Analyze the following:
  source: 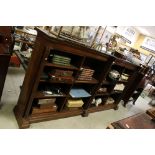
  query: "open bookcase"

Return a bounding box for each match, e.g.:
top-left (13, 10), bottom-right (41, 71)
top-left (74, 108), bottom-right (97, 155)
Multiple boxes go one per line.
top-left (14, 28), bottom-right (148, 128)
top-left (0, 27), bottom-right (14, 108)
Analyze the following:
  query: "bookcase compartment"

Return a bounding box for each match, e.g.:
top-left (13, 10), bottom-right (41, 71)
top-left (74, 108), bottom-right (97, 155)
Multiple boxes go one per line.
top-left (47, 49), bottom-right (84, 69)
top-left (37, 82), bottom-right (71, 97)
top-left (42, 66), bottom-right (76, 83)
top-left (81, 57), bottom-right (106, 82)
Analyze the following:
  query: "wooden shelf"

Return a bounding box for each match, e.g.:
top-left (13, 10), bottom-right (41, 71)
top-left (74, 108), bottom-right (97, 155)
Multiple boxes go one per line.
top-left (111, 91), bottom-right (123, 94)
top-left (88, 104), bottom-right (117, 113)
top-left (113, 59), bottom-right (138, 71)
top-left (95, 92), bottom-right (110, 97)
top-left (102, 80), bottom-right (110, 85)
top-left (30, 108), bottom-right (83, 123)
top-left (133, 91), bottom-right (140, 95)
top-left (40, 78), bottom-right (74, 84)
top-left (117, 80), bottom-right (128, 84)
top-left (75, 78), bottom-right (99, 84)
top-left (44, 62), bottom-right (79, 70)
top-left (34, 91), bottom-right (67, 99)
top-left (63, 107), bottom-right (83, 112)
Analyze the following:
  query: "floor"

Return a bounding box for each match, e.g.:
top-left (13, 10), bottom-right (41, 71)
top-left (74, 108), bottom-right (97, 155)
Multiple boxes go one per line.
top-left (0, 66), bottom-right (152, 129)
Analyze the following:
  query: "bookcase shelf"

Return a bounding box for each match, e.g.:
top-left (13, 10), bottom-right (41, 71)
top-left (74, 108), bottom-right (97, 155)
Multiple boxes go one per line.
top-left (75, 78), bottom-right (99, 84)
top-left (88, 104), bottom-right (117, 113)
top-left (40, 79), bottom-right (74, 84)
top-left (34, 91), bottom-right (67, 99)
top-left (95, 92), bottom-right (110, 97)
top-left (14, 27), bottom-right (148, 128)
top-left (44, 62), bottom-right (79, 71)
top-left (117, 80), bottom-right (128, 84)
top-left (111, 91), bottom-right (123, 94)
top-left (102, 80), bottom-right (111, 85)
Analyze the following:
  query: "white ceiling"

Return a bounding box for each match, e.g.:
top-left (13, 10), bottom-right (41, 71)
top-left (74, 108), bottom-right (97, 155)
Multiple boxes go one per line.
top-left (134, 26), bottom-right (155, 38)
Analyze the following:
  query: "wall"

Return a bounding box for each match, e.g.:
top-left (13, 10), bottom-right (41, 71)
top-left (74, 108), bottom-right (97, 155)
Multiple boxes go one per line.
top-left (105, 26), bottom-right (155, 57)
top-left (116, 26), bottom-right (140, 47)
top-left (133, 34), bottom-right (155, 56)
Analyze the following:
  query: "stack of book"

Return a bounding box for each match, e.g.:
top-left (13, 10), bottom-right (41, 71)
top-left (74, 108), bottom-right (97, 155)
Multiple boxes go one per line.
top-left (32, 98), bottom-right (57, 114)
top-left (49, 69), bottom-right (73, 77)
top-left (77, 67), bottom-right (95, 81)
top-left (38, 98), bottom-right (56, 106)
top-left (97, 87), bottom-right (107, 94)
top-left (69, 88), bottom-right (91, 98)
top-left (48, 69), bottom-right (74, 82)
top-left (119, 73), bottom-right (129, 81)
top-left (52, 54), bottom-right (71, 66)
top-left (66, 99), bottom-right (84, 108)
top-left (114, 84), bottom-right (125, 91)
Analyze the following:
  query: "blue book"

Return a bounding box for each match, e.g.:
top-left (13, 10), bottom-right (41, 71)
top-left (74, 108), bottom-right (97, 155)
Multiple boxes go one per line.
top-left (69, 88), bottom-right (91, 98)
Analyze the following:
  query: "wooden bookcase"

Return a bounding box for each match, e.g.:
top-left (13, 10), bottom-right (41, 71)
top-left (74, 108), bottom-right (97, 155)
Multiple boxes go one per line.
top-left (0, 26), bottom-right (13, 108)
top-left (14, 28), bottom-right (148, 128)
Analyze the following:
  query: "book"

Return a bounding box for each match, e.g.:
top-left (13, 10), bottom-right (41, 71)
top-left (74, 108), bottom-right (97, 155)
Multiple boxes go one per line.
top-left (69, 88), bottom-right (91, 98)
top-left (67, 99), bottom-right (84, 107)
top-left (38, 98), bottom-right (56, 105)
top-left (50, 69), bottom-right (73, 77)
top-left (32, 105), bottom-right (57, 114)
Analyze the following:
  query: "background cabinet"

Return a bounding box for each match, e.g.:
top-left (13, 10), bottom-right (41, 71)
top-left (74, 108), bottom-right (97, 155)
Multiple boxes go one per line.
top-left (0, 26), bottom-right (14, 108)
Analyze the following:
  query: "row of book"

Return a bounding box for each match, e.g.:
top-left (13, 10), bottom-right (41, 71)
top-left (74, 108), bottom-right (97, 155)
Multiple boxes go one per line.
top-left (48, 54), bottom-right (95, 81)
top-left (51, 54), bottom-right (71, 66)
top-left (77, 67), bottom-right (95, 81)
top-left (47, 67), bottom-right (95, 82)
top-left (48, 69), bottom-right (74, 82)
top-left (32, 98), bottom-right (58, 114)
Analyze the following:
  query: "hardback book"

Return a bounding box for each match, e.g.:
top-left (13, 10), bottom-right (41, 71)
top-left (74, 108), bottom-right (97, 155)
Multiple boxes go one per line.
top-left (38, 98), bottom-right (56, 105)
top-left (50, 69), bottom-right (73, 77)
top-left (69, 88), bottom-right (91, 98)
top-left (77, 77), bottom-right (93, 81)
top-left (67, 99), bottom-right (84, 107)
top-left (32, 105), bottom-right (57, 114)
top-left (40, 103), bottom-right (57, 109)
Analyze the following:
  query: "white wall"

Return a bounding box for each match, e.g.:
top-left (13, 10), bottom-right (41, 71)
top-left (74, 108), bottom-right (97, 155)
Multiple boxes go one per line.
top-left (115, 26), bottom-right (140, 47)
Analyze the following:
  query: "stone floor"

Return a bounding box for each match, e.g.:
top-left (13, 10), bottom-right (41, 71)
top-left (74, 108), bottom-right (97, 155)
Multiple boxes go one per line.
top-left (0, 66), bottom-right (152, 129)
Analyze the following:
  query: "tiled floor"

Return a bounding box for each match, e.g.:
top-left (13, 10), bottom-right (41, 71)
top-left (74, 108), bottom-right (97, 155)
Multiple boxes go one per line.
top-left (0, 66), bottom-right (152, 129)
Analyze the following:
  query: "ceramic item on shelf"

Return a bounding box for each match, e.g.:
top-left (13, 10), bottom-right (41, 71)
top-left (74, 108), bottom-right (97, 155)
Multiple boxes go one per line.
top-left (43, 90), bottom-right (53, 95)
top-left (97, 87), bottom-right (107, 93)
top-left (105, 97), bottom-right (115, 104)
top-left (109, 70), bottom-right (120, 80)
top-left (95, 98), bottom-right (102, 106)
top-left (129, 97), bottom-right (134, 101)
top-left (114, 84), bottom-right (125, 91)
top-left (120, 73), bottom-right (129, 81)
top-left (91, 98), bottom-right (96, 104)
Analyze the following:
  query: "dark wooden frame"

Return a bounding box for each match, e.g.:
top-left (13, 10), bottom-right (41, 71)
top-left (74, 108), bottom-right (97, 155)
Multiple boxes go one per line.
top-left (0, 26), bottom-right (13, 108)
top-left (14, 28), bottom-right (147, 128)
